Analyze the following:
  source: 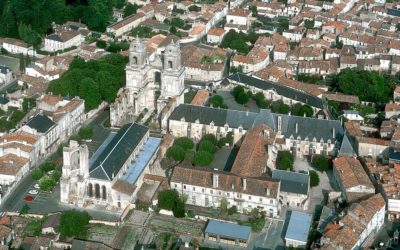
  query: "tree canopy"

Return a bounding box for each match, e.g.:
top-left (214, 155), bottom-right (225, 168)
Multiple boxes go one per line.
top-left (276, 151), bottom-right (294, 171)
top-left (309, 170), bottom-right (320, 187)
top-left (271, 100), bottom-right (290, 114)
top-left (332, 68), bottom-right (395, 103)
top-left (47, 54), bottom-right (127, 111)
top-left (233, 86), bottom-right (252, 105)
top-left (0, 0), bottom-right (119, 46)
top-left (313, 155), bottom-right (329, 172)
top-left (220, 30), bottom-right (259, 54)
top-left (59, 210), bottom-right (91, 238)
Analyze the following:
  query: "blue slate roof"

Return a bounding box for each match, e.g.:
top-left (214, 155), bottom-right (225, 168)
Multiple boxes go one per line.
top-left (89, 123), bottom-right (148, 181)
top-left (26, 113), bottom-right (56, 133)
top-left (285, 211), bottom-right (312, 243)
top-left (121, 137), bottom-right (161, 184)
top-left (338, 134), bottom-right (355, 157)
top-left (170, 104), bottom-right (344, 143)
top-left (272, 169), bottom-right (309, 195)
top-left (227, 73), bottom-right (324, 109)
top-left (205, 220), bottom-right (251, 241)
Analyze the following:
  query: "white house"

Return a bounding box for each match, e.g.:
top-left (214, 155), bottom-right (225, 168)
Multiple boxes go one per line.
top-left (106, 12), bottom-right (147, 37)
top-left (43, 30), bottom-right (81, 52)
top-left (0, 154), bottom-right (29, 186)
top-left (207, 28), bottom-right (225, 44)
top-left (1, 38), bottom-right (36, 56)
top-left (226, 9), bottom-right (250, 26)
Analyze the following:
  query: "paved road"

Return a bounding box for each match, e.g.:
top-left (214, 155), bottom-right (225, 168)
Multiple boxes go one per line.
top-left (0, 172), bottom-right (34, 212)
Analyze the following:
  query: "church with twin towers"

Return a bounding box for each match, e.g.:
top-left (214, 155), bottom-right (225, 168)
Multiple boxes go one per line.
top-left (110, 37), bottom-right (185, 127)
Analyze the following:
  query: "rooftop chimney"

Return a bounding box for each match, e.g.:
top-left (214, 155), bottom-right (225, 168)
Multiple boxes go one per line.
top-left (243, 178), bottom-right (247, 190)
top-left (295, 122), bottom-right (298, 134)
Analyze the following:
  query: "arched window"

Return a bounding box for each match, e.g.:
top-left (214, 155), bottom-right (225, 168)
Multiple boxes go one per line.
top-left (168, 61), bottom-right (173, 69)
top-left (132, 56), bottom-right (138, 64)
top-left (102, 186), bottom-right (107, 200)
top-left (95, 184), bottom-right (100, 199)
top-left (87, 183), bottom-right (93, 197)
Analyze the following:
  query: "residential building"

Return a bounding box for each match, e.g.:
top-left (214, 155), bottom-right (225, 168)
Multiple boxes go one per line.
top-left (43, 30), bottom-right (81, 52)
top-left (106, 13), bottom-right (147, 37)
top-left (171, 166), bottom-right (281, 216)
top-left (0, 131), bottom-right (40, 167)
top-left (0, 154), bottom-right (29, 186)
top-left (321, 194), bottom-right (386, 250)
top-left (272, 169), bottom-right (310, 210)
top-left (226, 9), bottom-right (250, 26)
top-left (1, 38), bottom-right (36, 56)
top-left (207, 28), bottom-right (226, 44)
top-left (332, 156), bottom-right (375, 202)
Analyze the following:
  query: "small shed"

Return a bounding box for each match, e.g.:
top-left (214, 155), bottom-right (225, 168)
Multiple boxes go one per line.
top-left (285, 211), bottom-right (312, 248)
top-left (204, 219), bottom-right (251, 248)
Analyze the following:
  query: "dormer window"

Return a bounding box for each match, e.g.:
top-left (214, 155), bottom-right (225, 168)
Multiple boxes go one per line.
top-left (210, 122), bottom-right (214, 129)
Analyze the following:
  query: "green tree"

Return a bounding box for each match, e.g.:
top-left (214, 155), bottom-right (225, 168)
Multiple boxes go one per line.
top-left (249, 6), bottom-right (258, 17)
top-left (157, 189), bottom-right (179, 210)
top-left (40, 161), bottom-right (56, 172)
top-left (314, 155), bottom-right (329, 172)
top-left (169, 25), bottom-right (177, 34)
top-left (210, 95), bottom-right (224, 108)
top-left (124, 3), bottom-right (140, 17)
top-left (59, 210), bottom-right (91, 238)
top-left (228, 205), bottom-right (237, 215)
top-left (18, 23), bottom-right (41, 47)
top-left (96, 40), bottom-right (107, 49)
top-left (199, 140), bottom-right (216, 154)
top-left (193, 151), bottom-right (214, 166)
top-left (226, 132), bottom-right (234, 145)
top-left (309, 170), bottom-right (320, 187)
top-left (19, 54), bottom-right (25, 73)
top-left (219, 197), bottom-right (228, 214)
top-left (184, 150), bottom-right (195, 164)
top-left (200, 134), bottom-right (218, 146)
top-left (170, 18), bottom-right (185, 28)
top-left (52, 170), bottom-right (62, 182)
top-left (172, 199), bottom-right (186, 218)
top-left (276, 151), bottom-right (294, 171)
top-left (31, 168), bottom-right (43, 181)
top-left (188, 5), bottom-right (201, 12)
top-left (84, 0), bottom-right (113, 31)
top-left (39, 175), bottom-right (56, 191)
top-left (332, 68), bottom-right (395, 103)
top-left (174, 137), bottom-right (194, 150)
top-left (271, 100), bottom-right (290, 114)
top-left (79, 78), bottom-right (102, 111)
top-left (166, 145), bottom-right (185, 161)
top-left (78, 126), bottom-right (93, 140)
top-left (304, 19), bottom-right (315, 29)
top-left (230, 65), bottom-right (244, 74)
top-left (20, 203), bottom-right (30, 214)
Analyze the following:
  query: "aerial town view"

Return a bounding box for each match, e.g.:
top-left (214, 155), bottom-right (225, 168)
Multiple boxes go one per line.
top-left (0, 0), bottom-right (400, 249)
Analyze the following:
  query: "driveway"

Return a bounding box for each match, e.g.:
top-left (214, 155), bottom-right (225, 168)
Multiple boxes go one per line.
top-left (294, 158), bottom-right (331, 213)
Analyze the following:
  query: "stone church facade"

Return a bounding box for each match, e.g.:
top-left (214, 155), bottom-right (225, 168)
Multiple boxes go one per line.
top-left (110, 38), bottom-right (185, 127)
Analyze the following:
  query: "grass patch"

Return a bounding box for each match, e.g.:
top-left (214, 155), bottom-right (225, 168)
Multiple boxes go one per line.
top-left (24, 219), bottom-right (42, 237)
top-left (184, 89), bottom-right (197, 104)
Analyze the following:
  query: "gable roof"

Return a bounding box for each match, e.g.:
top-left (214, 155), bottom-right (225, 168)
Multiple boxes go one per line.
top-left (272, 169), bottom-right (309, 195)
top-left (89, 123), bottom-right (148, 180)
top-left (227, 73), bottom-right (324, 109)
top-left (205, 220), bottom-right (251, 241)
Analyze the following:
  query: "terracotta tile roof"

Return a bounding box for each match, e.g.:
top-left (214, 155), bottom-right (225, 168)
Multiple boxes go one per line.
top-left (171, 165), bottom-right (280, 198)
top-left (0, 154), bottom-right (29, 176)
top-left (189, 23), bottom-right (205, 36)
top-left (190, 89), bottom-right (209, 106)
top-left (0, 131), bottom-right (37, 145)
top-left (230, 124), bottom-right (275, 178)
top-left (40, 95), bottom-right (63, 106)
top-left (344, 122), bottom-right (363, 138)
top-left (228, 8), bottom-right (250, 17)
top-left (207, 28), bottom-right (225, 36)
top-left (2, 38), bottom-right (30, 48)
top-left (112, 179), bottom-right (136, 195)
top-left (356, 136), bottom-right (391, 146)
top-left (385, 103), bottom-right (400, 112)
top-left (0, 225), bottom-right (11, 239)
top-left (333, 156), bottom-right (374, 190)
top-left (232, 54), bottom-right (250, 64)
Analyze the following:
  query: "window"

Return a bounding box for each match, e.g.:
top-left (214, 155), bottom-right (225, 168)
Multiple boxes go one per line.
top-left (270, 199), bottom-right (274, 204)
top-left (192, 187), bottom-right (196, 191)
top-left (259, 198), bottom-right (263, 202)
top-left (183, 185), bottom-right (186, 190)
top-left (174, 184), bottom-right (177, 188)
top-left (202, 188), bottom-right (205, 193)
top-left (210, 190), bottom-right (213, 194)
top-left (248, 196), bottom-right (252, 200)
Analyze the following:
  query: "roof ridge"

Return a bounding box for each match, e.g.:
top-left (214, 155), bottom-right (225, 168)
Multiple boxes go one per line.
top-left (99, 123), bottom-right (135, 172)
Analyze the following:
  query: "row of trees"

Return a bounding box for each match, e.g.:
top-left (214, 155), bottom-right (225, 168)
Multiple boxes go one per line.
top-left (0, 0), bottom-right (122, 47)
top-left (166, 134), bottom-right (232, 167)
top-left (47, 54), bottom-right (127, 111)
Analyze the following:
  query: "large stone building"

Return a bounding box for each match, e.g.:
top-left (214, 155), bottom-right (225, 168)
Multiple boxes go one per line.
top-left (110, 38), bottom-right (185, 127)
top-left (60, 123), bottom-right (161, 210)
top-left (169, 104), bottom-right (346, 165)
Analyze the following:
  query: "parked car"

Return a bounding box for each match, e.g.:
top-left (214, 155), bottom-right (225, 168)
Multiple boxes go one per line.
top-left (28, 190), bottom-right (39, 195)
